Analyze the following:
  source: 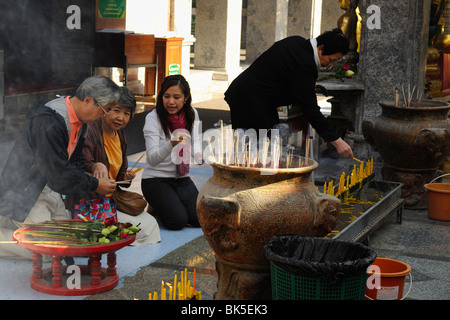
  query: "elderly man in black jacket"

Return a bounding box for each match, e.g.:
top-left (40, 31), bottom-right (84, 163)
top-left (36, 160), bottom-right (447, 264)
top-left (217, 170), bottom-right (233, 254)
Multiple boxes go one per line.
top-left (0, 75), bottom-right (121, 259)
top-left (225, 28), bottom-right (353, 159)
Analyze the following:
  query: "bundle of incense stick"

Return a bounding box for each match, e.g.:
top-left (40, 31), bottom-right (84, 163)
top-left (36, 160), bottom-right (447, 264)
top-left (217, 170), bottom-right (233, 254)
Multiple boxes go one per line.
top-left (206, 128), bottom-right (312, 169)
top-left (129, 153), bottom-right (144, 171)
top-left (396, 84), bottom-right (423, 108)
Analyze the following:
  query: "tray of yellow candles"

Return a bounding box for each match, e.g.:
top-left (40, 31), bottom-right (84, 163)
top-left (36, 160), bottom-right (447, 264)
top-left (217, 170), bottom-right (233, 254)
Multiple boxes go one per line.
top-left (322, 158), bottom-right (404, 244)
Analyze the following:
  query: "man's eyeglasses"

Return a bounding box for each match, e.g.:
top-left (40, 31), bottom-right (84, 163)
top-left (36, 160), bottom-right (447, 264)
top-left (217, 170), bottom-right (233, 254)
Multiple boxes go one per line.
top-left (95, 102), bottom-right (110, 116)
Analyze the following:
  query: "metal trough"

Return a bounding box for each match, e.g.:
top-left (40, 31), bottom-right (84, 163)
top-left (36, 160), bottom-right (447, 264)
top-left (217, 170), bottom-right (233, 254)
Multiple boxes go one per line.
top-left (327, 180), bottom-right (404, 244)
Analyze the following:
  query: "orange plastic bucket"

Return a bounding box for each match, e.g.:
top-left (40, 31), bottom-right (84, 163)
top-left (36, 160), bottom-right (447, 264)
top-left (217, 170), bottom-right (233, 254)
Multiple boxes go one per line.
top-left (365, 258), bottom-right (412, 300)
top-left (425, 182), bottom-right (450, 221)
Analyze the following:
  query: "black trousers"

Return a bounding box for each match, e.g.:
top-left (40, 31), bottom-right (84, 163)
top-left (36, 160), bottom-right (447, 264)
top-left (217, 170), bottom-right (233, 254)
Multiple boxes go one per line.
top-left (225, 93), bottom-right (279, 131)
top-left (141, 177), bottom-right (200, 230)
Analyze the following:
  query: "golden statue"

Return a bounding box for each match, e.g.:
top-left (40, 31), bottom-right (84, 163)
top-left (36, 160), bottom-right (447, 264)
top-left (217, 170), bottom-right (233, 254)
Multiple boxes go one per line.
top-left (337, 0), bottom-right (360, 52)
top-left (334, 0), bottom-right (360, 70)
top-left (427, 0), bottom-right (448, 97)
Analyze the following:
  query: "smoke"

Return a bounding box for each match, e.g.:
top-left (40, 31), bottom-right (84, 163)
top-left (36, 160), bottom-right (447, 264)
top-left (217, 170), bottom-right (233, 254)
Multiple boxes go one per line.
top-left (0, 0), bottom-right (94, 95)
top-left (0, 1), bottom-right (53, 93)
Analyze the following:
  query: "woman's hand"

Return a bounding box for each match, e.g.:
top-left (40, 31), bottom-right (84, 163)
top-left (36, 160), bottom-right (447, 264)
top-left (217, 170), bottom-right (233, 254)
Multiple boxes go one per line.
top-left (92, 162), bottom-right (109, 179)
top-left (194, 152), bottom-right (204, 165)
top-left (330, 138), bottom-right (354, 159)
top-left (124, 170), bottom-right (136, 181)
top-left (171, 132), bottom-right (191, 146)
top-left (96, 178), bottom-right (117, 194)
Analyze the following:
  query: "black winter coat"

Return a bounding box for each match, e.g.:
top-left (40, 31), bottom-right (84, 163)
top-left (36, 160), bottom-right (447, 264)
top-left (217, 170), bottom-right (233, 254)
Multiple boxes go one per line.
top-left (225, 36), bottom-right (340, 142)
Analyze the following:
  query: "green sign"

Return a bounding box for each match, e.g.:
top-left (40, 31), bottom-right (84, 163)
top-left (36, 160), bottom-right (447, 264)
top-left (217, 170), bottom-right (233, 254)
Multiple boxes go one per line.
top-left (168, 64), bottom-right (180, 76)
top-left (98, 0), bottom-right (126, 19)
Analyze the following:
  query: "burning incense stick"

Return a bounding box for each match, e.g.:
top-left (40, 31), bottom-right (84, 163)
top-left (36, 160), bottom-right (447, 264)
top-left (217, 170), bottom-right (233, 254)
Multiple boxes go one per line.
top-left (407, 83), bottom-right (410, 107)
top-left (206, 137), bottom-right (217, 163)
top-left (402, 86), bottom-right (407, 107)
top-left (305, 135), bottom-right (311, 165)
top-left (234, 133), bottom-right (239, 166)
top-left (116, 180), bottom-right (131, 185)
top-left (417, 90), bottom-right (424, 107)
top-left (395, 88), bottom-right (399, 107)
top-left (129, 153), bottom-right (145, 171)
top-left (220, 120), bottom-right (224, 164)
top-left (261, 137), bottom-right (270, 168)
top-left (410, 85), bottom-right (416, 107)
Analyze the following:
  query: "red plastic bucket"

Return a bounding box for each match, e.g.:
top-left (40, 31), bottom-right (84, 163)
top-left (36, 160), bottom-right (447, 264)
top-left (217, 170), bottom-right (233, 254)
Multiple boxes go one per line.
top-left (365, 257), bottom-right (412, 300)
top-left (425, 174), bottom-right (450, 221)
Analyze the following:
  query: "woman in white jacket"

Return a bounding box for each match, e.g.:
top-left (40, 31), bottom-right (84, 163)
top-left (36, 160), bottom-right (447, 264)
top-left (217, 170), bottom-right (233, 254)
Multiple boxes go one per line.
top-left (141, 75), bottom-right (202, 230)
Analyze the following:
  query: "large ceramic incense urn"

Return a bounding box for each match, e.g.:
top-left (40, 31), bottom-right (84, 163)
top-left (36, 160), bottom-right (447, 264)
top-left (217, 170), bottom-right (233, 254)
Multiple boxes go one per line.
top-left (197, 158), bottom-right (341, 300)
top-left (362, 99), bottom-right (450, 209)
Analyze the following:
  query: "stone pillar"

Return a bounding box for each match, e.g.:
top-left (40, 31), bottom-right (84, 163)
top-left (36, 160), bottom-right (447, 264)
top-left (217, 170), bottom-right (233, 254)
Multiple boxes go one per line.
top-left (0, 50), bottom-right (3, 120)
top-left (320, 0), bottom-right (343, 32)
top-left (246, 0), bottom-right (288, 63)
top-left (355, 0), bottom-right (431, 156)
top-left (287, 0), bottom-right (340, 39)
top-left (287, 0), bottom-right (313, 38)
top-left (172, 0), bottom-right (195, 76)
top-left (194, 0), bottom-right (243, 81)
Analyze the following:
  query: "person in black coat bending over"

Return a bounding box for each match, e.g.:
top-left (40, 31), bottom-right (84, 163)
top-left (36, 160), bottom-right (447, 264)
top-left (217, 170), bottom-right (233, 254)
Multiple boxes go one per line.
top-left (225, 28), bottom-right (353, 159)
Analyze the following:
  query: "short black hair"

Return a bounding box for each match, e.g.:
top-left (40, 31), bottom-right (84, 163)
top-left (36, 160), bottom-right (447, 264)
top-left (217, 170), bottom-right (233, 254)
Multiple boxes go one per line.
top-left (118, 86), bottom-right (136, 117)
top-left (316, 28), bottom-right (350, 56)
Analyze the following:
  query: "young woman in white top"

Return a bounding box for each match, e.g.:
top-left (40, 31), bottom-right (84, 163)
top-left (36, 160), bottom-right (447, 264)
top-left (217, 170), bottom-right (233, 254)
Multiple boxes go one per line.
top-left (141, 75), bottom-right (202, 230)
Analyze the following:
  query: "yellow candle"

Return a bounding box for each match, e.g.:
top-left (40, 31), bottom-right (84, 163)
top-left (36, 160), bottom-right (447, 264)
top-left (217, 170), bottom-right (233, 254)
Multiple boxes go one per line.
top-left (153, 291), bottom-right (158, 300)
top-left (132, 167), bottom-right (142, 174)
top-left (80, 215), bottom-right (88, 222)
top-left (184, 268), bottom-right (188, 298)
top-left (173, 274), bottom-right (177, 300)
top-left (169, 287), bottom-right (173, 300)
top-left (371, 156), bottom-right (374, 174)
top-left (148, 293), bottom-right (152, 300)
top-left (161, 281), bottom-right (166, 300)
top-left (351, 165), bottom-right (356, 185)
top-left (323, 181), bottom-right (327, 194)
top-left (192, 268), bottom-right (196, 296)
top-left (180, 271), bottom-right (184, 300)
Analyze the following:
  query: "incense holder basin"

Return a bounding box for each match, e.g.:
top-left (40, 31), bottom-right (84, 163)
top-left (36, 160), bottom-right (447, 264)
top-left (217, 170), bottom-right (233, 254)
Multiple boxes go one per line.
top-left (196, 159), bottom-right (341, 299)
top-left (362, 99), bottom-right (450, 209)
